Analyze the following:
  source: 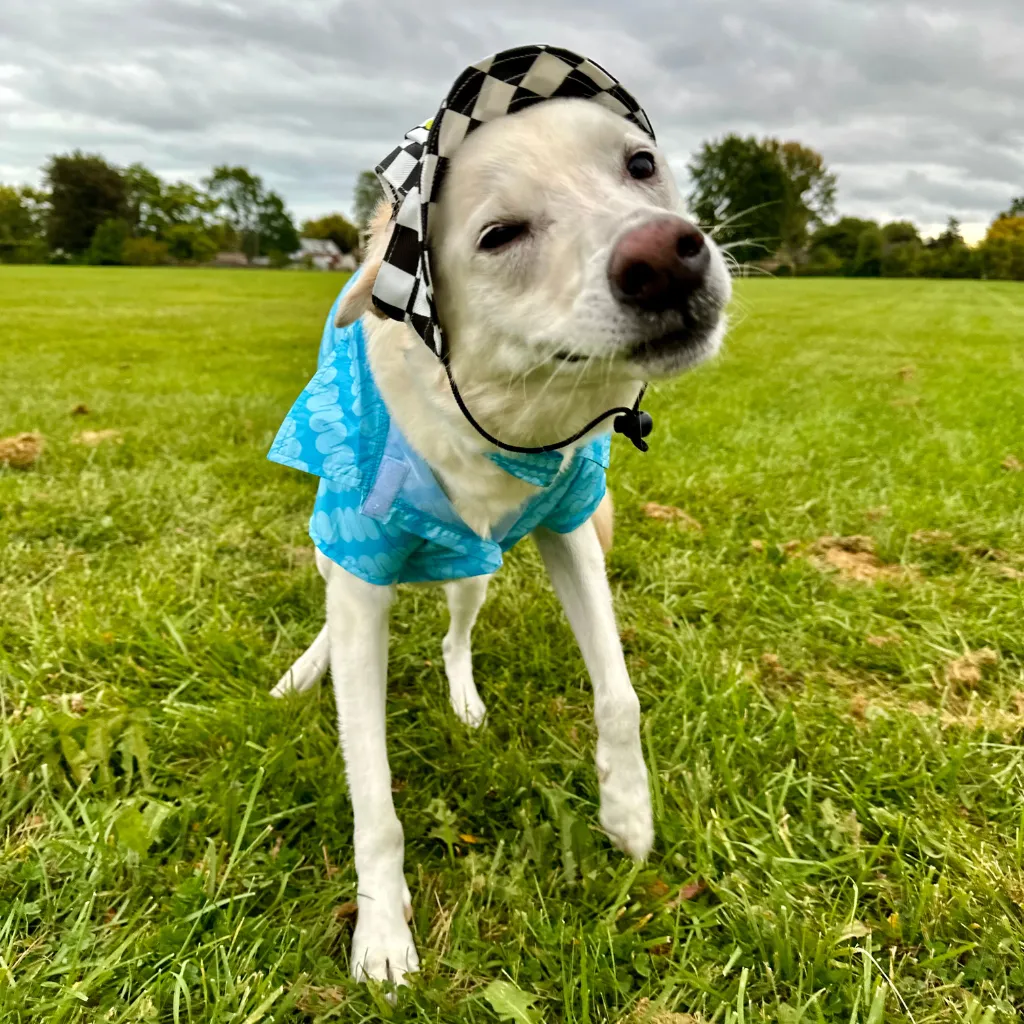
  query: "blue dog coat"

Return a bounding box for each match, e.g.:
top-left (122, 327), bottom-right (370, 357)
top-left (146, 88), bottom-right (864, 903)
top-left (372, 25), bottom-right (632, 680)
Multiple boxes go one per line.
top-left (268, 277), bottom-right (611, 586)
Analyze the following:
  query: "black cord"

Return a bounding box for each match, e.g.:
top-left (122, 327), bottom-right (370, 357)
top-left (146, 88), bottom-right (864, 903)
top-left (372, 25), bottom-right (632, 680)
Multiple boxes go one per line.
top-left (441, 354), bottom-right (653, 454)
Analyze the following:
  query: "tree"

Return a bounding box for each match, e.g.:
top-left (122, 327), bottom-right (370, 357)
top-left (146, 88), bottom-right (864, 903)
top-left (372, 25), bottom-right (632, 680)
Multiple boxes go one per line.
top-left (921, 218), bottom-right (976, 278)
top-left (0, 185), bottom-right (48, 262)
top-left (205, 165), bottom-right (264, 259)
top-left (808, 218), bottom-right (878, 274)
top-left (45, 152), bottom-right (126, 255)
top-left (978, 212), bottom-right (1024, 281)
top-left (985, 215), bottom-right (1024, 244)
top-left (163, 223), bottom-right (217, 263)
top-left (123, 163), bottom-right (165, 236)
top-left (353, 170), bottom-right (384, 229)
top-left (258, 192), bottom-right (300, 259)
top-left (688, 135), bottom-right (836, 266)
top-left (159, 181), bottom-right (215, 229)
top-left (1003, 197), bottom-right (1024, 219)
top-left (852, 225), bottom-right (884, 276)
top-left (205, 165), bottom-right (298, 261)
top-left (765, 140), bottom-right (837, 260)
top-left (302, 212), bottom-right (359, 253)
top-left (86, 218), bottom-right (131, 265)
top-left (881, 221), bottom-right (921, 246)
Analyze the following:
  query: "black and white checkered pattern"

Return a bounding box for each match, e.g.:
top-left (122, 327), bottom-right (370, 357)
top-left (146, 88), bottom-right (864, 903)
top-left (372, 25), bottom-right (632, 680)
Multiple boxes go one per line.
top-left (371, 45), bottom-right (656, 358)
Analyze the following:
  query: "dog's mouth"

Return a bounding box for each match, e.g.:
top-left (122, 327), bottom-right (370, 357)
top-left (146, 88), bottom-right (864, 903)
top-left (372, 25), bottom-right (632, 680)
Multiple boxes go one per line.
top-left (626, 325), bottom-right (705, 360)
top-left (553, 322), bottom-right (717, 371)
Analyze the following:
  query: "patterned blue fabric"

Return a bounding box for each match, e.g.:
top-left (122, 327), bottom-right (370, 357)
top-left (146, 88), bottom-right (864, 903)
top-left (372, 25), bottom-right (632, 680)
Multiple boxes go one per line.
top-left (268, 276), bottom-right (611, 586)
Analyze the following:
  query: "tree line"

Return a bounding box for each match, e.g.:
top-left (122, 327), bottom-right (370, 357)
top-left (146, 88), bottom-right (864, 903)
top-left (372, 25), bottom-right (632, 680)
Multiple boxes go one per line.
top-left (1, 143), bottom-right (1021, 280)
top-left (0, 152), bottom-right (362, 267)
top-left (688, 135), bottom-right (1024, 280)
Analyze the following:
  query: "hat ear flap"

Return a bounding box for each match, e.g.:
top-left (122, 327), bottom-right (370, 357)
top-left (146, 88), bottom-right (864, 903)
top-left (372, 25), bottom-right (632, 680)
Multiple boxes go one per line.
top-left (334, 200), bottom-right (393, 327)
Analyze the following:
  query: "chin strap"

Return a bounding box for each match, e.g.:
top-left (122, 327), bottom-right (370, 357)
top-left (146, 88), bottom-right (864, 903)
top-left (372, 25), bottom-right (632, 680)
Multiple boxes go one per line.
top-left (441, 354), bottom-right (653, 455)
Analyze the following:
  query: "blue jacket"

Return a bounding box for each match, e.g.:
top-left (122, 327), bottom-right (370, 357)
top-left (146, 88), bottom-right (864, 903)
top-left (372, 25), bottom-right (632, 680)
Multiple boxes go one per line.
top-left (268, 278), bottom-right (611, 586)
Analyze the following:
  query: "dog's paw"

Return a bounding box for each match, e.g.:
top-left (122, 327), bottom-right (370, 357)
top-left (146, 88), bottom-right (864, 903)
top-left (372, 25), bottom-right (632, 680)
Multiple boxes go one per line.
top-left (600, 792), bottom-right (654, 861)
top-left (443, 645), bottom-right (487, 728)
top-left (449, 688), bottom-right (487, 728)
top-left (350, 916), bottom-right (419, 989)
top-left (597, 756), bottom-right (654, 861)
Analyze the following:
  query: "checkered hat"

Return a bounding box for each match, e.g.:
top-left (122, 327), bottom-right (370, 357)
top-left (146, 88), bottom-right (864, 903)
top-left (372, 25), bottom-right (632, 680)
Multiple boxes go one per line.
top-left (371, 45), bottom-right (656, 358)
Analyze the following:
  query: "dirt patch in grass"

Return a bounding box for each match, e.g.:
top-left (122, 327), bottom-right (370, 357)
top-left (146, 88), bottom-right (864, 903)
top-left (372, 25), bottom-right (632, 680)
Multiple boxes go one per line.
top-left (808, 535), bottom-right (914, 584)
top-left (620, 998), bottom-right (698, 1024)
top-left (945, 648), bottom-right (999, 689)
top-left (0, 431), bottom-right (45, 469)
top-left (642, 503), bottom-right (703, 532)
top-left (73, 429), bottom-right (123, 446)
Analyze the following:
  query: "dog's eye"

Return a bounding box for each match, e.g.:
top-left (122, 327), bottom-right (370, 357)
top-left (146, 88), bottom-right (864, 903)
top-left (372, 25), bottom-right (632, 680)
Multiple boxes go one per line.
top-left (627, 151), bottom-right (657, 180)
top-left (479, 223), bottom-right (528, 250)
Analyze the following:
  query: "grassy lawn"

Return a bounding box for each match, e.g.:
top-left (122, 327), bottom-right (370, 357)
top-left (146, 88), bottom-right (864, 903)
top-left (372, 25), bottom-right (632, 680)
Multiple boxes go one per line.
top-left (1, 266), bottom-right (1023, 1023)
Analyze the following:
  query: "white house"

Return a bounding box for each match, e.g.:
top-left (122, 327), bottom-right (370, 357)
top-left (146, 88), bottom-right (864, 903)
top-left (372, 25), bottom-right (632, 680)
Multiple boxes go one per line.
top-left (292, 237), bottom-right (356, 271)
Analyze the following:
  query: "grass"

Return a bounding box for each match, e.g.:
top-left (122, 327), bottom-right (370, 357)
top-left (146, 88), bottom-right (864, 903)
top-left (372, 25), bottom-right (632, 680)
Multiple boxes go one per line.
top-left (1, 266), bottom-right (1023, 1023)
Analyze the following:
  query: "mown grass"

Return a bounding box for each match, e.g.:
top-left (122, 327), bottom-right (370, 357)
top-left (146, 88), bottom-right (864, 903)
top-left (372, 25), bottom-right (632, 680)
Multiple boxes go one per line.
top-left (1, 266), bottom-right (1023, 1023)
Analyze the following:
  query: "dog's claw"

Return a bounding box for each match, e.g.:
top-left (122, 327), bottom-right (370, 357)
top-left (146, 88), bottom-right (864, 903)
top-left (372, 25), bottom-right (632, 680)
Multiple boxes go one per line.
top-left (350, 916), bottom-right (419, 991)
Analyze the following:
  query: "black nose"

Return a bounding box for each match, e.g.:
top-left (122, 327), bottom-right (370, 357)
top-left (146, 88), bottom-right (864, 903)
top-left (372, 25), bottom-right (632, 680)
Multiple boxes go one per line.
top-left (608, 217), bottom-right (709, 313)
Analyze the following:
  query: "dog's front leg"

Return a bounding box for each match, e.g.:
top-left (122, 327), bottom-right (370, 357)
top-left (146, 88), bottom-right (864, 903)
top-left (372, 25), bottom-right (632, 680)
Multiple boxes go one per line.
top-left (323, 563), bottom-right (418, 987)
top-left (533, 521), bottom-right (653, 861)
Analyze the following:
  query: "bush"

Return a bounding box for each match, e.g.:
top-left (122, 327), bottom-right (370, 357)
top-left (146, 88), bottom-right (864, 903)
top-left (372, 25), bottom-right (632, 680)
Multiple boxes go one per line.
top-left (978, 237), bottom-right (1024, 280)
top-left (852, 226), bottom-right (884, 276)
top-left (880, 241), bottom-right (922, 278)
top-left (0, 238), bottom-right (48, 264)
top-left (122, 237), bottom-right (171, 266)
top-left (86, 218), bottom-right (131, 265)
top-left (163, 224), bottom-right (216, 263)
top-left (802, 245), bottom-right (843, 276)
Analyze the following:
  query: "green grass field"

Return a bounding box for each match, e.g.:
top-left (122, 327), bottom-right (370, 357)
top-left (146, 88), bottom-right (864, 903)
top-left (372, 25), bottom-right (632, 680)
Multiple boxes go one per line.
top-left (1, 266), bottom-right (1023, 1023)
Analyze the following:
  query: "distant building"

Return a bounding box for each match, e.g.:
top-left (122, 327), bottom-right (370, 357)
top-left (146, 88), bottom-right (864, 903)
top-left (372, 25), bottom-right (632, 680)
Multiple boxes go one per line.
top-left (212, 251), bottom-right (249, 267)
top-left (292, 237), bottom-right (356, 271)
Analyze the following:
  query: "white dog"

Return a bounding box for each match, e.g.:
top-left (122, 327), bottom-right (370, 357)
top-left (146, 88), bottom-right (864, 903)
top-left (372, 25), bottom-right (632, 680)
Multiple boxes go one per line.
top-left (268, 51), bottom-right (731, 988)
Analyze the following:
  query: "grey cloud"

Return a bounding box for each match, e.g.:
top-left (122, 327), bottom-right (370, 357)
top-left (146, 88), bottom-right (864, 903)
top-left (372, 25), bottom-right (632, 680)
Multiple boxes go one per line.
top-left (1, 0), bottom-right (1021, 231)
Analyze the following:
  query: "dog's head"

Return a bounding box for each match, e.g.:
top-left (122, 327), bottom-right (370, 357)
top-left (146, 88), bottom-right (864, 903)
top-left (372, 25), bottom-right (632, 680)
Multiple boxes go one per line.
top-left (431, 99), bottom-right (731, 380)
top-left (341, 98), bottom-right (731, 388)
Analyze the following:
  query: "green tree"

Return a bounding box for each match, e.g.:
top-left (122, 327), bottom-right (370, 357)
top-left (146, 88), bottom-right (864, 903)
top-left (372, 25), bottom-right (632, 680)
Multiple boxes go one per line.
top-left (808, 218), bottom-right (878, 274)
top-left (353, 170), bottom-right (384, 229)
top-left (86, 218), bottom-right (131, 265)
top-left (881, 221), bottom-right (921, 246)
top-left (689, 136), bottom-right (836, 266)
top-left (0, 185), bottom-right (49, 262)
top-left (45, 152), bottom-right (126, 255)
top-left (159, 181), bottom-right (215, 229)
top-left (205, 166), bottom-right (297, 261)
top-left (688, 136), bottom-right (788, 263)
top-left (921, 219), bottom-right (977, 279)
top-left (123, 163), bottom-right (165, 236)
top-left (258, 192), bottom-right (300, 259)
top-left (163, 223), bottom-right (217, 263)
top-left (852, 225), bottom-right (884, 276)
top-left (765, 140), bottom-right (837, 262)
top-left (978, 236), bottom-right (1024, 280)
top-left (302, 212), bottom-right (359, 253)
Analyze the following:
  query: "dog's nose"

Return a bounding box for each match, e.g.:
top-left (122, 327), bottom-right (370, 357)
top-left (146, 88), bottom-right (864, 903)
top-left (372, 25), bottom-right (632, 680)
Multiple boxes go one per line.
top-left (608, 217), bottom-right (709, 312)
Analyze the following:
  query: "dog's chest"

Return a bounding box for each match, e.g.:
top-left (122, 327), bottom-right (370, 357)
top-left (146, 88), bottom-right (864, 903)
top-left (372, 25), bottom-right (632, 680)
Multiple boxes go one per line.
top-left (436, 458), bottom-right (541, 539)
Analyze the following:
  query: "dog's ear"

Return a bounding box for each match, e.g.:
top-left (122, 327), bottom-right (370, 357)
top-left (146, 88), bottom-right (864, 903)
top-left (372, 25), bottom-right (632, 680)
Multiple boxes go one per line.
top-left (335, 200), bottom-right (393, 327)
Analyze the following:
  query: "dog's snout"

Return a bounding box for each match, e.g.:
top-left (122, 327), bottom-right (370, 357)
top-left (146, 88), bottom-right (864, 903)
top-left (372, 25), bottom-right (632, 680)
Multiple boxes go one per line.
top-left (608, 218), bottom-right (709, 313)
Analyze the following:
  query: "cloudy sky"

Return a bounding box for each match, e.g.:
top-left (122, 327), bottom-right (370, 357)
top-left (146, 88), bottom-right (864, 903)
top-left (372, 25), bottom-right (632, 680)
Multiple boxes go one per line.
top-left (1, 0), bottom-right (1021, 242)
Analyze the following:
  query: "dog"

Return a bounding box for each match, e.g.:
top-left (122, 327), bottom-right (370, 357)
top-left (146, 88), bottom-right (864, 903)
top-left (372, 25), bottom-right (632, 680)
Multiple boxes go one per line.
top-left (268, 67), bottom-right (731, 988)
